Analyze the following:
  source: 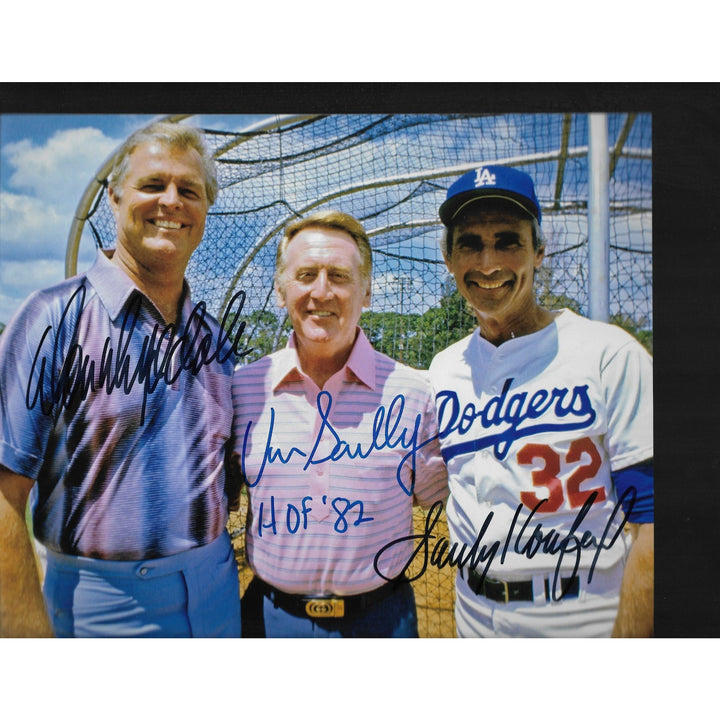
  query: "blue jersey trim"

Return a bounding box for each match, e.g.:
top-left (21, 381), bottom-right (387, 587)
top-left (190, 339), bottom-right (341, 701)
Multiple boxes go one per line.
top-left (612, 461), bottom-right (654, 523)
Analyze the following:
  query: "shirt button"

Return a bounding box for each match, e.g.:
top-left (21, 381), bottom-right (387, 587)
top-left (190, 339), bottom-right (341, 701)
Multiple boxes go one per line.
top-left (139, 567), bottom-right (149, 576)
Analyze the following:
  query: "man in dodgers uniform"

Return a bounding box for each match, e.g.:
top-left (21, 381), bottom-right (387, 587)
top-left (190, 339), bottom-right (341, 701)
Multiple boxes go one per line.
top-left (428, 165), bottom-right (653, 637)
top-left (230, 210), bottom-right (448, 638)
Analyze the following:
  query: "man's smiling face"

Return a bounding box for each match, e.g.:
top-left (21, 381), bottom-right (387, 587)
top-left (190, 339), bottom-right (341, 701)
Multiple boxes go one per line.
top-left (276, 226), bottom-right (371, 361)
top-left (109, 141), bottom-right (209, 275)
top-left (445, 209), bottom-right (544, 327)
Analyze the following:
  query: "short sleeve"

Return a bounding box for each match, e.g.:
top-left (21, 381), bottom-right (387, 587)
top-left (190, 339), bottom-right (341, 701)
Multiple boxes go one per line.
top-left (601, 338), bottom-right (653, 472)
top-left (0, 297), bottom-right (52, 478)
top-left (0, 285), bottom-right (84, 479)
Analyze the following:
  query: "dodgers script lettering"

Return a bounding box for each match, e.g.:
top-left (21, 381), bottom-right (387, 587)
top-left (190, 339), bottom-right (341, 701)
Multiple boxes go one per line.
top-left (435, 379), bottom-right (597, 461)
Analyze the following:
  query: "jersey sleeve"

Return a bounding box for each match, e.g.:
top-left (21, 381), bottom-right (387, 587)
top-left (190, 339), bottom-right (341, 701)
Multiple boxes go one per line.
top-left (601, 336), bottom-right (653, 472)
top-left (613, 461), bottom-right (654, 523)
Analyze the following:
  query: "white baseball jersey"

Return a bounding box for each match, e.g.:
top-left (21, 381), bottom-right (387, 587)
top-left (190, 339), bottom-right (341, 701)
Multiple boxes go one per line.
top-left (428, 309), bottom-right (653, 636)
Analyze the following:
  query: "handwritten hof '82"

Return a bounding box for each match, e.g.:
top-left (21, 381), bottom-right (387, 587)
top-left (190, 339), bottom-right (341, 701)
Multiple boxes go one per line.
top-left (0, 118), bottom-right (653, 640)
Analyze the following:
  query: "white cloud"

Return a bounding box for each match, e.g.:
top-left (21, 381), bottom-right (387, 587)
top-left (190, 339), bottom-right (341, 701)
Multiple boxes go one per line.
top-left (0, 191), bottom-right (68, 261)
top-left (0, 258), bottom-right (66, 322)
top-left (191, 114), bottom-right (272, 133)
top-left (4, 127), bottom-right (117, 208)
top-left (0, 126), bottom-right (119, 323)
top-left (0, 257), bottom-right (66, 292)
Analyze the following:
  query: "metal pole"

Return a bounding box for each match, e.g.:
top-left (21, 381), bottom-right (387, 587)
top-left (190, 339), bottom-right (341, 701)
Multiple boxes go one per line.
top-left (588, 113), bottom-right (610, 322)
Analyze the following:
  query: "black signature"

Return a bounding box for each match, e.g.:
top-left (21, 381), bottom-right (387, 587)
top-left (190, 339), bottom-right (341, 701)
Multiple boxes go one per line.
top-left (374, 487), bottom-right (636, 600)
top-left (25, 283), bottom-right (252, 425)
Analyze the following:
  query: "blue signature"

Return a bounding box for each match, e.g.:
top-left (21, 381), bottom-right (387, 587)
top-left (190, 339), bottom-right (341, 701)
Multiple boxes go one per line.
top-left (240, 389), bottom-right (425, 496)
top-left (256, 494), bottom-right (374, 536)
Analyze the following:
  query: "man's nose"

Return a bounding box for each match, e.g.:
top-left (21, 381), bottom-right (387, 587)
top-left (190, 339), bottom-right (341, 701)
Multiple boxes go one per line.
top-left (476, 247), bottom-right (502, 274)
top-left (310, 271), bottom-right (332, 298)
top-left (159, 184), bottom-right (181, 208)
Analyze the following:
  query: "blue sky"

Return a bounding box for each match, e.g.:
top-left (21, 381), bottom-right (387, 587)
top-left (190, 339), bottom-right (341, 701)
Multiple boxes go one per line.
top-left (0, 113), bottom-right (271, 326)
top-left (1, 111), bottom-right (655, 330)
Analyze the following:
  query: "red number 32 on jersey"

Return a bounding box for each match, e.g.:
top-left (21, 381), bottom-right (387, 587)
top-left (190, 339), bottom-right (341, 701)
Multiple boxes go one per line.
top-left (518, 437), bottom-right (606, 513)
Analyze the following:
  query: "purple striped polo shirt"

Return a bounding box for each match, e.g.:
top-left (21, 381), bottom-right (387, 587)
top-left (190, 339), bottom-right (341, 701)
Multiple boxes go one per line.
top-left (0, 251), bottom-right (236, 560)
top-left (231, 329), bottom-right (448, 596)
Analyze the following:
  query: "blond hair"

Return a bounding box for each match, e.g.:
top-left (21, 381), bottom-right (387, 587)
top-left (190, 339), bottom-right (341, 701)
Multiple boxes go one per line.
top-left (108, 121), bottom-right (218, 205)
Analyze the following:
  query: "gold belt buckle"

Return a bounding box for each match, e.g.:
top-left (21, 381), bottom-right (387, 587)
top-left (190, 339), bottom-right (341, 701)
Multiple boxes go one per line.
top-left (305, 598), bottom-right (345, 618)
top-left (499, 579), bottom-right (510, 603)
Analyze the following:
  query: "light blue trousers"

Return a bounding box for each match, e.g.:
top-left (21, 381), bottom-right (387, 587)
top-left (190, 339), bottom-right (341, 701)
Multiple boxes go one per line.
top-left (43, 531), bottom-right (241, 638)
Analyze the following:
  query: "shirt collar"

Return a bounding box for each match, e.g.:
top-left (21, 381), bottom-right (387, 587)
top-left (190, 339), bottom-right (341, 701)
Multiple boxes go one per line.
top-left (271, 327), bottom-right (377, 392)
top-left (86, 250), bottom-right (194, 325)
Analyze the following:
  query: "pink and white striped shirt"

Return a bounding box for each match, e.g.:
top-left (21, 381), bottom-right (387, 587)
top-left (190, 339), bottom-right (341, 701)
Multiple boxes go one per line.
top-left (231, 329), bottom-right (448, 595)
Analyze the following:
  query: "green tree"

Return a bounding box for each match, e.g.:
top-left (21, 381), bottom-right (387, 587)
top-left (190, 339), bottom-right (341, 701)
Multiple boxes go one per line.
top-left (409, 290), bottom-right (476, 368)
top-left (223, 308), bottom-right (290, 364)
top-left (536, 266), bottom-right (583, 314)
top-left (360, 310), bottom-right (420, 364)
top-left (610, 312), bottom-right (653, 355)
top-left (360, 288), bottom-right (476, 369)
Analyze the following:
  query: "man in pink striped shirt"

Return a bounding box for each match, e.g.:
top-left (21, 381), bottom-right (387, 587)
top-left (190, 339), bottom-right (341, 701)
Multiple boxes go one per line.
top-left (230, 210), bottom-right (448, 637)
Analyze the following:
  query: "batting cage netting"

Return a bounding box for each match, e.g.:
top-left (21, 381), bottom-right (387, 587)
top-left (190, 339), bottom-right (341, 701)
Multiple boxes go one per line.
top-left (68, 112), bottom-right (652, 637)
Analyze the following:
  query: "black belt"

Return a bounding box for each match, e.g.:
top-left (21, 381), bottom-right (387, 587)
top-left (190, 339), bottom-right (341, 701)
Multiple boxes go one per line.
top-left (462, 567), bottom-right (579, 603)
top-left (254, 576), bottom-right (406, 620)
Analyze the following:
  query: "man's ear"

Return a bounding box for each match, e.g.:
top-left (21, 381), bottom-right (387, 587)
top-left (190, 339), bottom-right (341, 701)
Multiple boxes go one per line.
top-left (442, 228), bottom-right (453, 270)
top-left (363, 278), bottom-right (372, 308)
top-left (534, 244), bottom-right (545, 269)
top-left (275, 279), bottom-right (286, 309)
top-left (108, 186), bottom-right (120, 216)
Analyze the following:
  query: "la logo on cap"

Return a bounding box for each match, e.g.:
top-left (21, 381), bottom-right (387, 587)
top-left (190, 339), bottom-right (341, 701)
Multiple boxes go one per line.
top-left (474, 167), bottom-right (496, 188)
